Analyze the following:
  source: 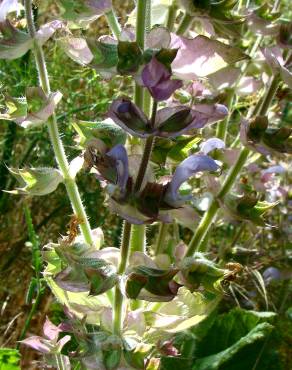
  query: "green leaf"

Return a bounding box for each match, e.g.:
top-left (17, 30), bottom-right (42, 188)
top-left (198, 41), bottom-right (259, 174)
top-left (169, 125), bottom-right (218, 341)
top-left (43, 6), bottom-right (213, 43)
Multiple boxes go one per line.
top-left (0, 87), bottom-right (62, 128)
top-left (0, 348), bottom-right (20, 370)
top-left (8, 167), bottom-right (63, 196)
top-left (72, 118), bottom-right (126, 148)
top-left (161, 308), bottom-right (276, 370)
top-left (192, 323), bottom-right (273, 370)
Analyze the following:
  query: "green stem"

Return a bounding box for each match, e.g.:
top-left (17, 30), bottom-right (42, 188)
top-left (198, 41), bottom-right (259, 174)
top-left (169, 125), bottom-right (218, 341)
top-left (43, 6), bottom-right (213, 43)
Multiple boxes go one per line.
top-left (216, 89), bottom-right (234, 141)
top-left (134, 0), bottom-right (148, 108)
top-left (113, 101), bottom-right (158, 332)
top-left (145, 0), bottom-right (152, 33)
top-left (166, 2), bottom-right (178, 31)
top-left (155, 223), bottom-right (169, 255)
top-left (24, 0), bottom-right (93, 245)
top-left (130, 225), bottom-right (146, 253)
top-left (258, 76), bottom-right (279, 116)
top-left (186, 75), bottom-right (280, 255)
top-left (176, 13), bottom-right (193, 35)
top-left (17, 290), bottom-right (43, 346)
top-left (105, 8), bottom-right (121, 39)
top-left (113, 221), bottom-right (132, 335)
top-left (186, 200), bottom-right (218, 256)
top-left (54, 354), bottom-right (67, 370)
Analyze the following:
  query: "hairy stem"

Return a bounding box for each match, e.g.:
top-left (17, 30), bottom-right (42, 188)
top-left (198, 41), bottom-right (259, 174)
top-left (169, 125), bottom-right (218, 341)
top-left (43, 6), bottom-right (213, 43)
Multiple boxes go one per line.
top-left (113, 221), bottom-right (131, 334)
top-left (187, 75), bottom-right (280, 255)
top-left (24, 0), bottom-right (93, 244)
top-left (176, 13), bottom-right (193, 35)
top-left (134, 0), bottom-right (148, 107)
top-left (114, 100), bottom-right (158, 330)
top-left (216, 89), bottom-right (235, 141)
top-left (155, 223), bottom-right (169, 255)
top-left (105, 8), bottom-right (121, 39)
top-left (166, 2), bottom-right (178, 31)
top-left (130, 225), bottom-right (146, 253)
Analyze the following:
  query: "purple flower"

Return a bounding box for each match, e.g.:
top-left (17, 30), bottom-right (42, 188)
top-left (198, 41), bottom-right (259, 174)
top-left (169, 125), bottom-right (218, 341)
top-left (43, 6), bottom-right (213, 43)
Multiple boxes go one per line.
top-left (106, 144), bottom-right (129, 193)
top-left (21, 317), bottom-right (71, 354)
top-left (88, 145), bottom-right (219, 224)
top-left (165, 154), bottom-right (219, 207)
top-left (108, 98), bottom-right (151, 138)
top-left (141, 57), bottom-right (183, 101)
top-left (109, 98), bottom-right (228, 138)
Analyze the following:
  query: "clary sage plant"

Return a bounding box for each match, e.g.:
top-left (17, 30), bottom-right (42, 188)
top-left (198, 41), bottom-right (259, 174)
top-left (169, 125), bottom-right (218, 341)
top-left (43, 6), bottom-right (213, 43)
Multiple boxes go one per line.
top-left (0, 0), bottom-right (291, 369)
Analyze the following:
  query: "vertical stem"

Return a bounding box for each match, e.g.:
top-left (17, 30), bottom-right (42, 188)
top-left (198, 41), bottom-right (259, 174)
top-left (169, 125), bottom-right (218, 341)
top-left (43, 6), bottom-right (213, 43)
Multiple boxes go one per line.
top-left (155, 223), bottom-right (169, 255)
top-left (113, 221), bottom-right (131, 335)
top-left (24, 0), bottom-right (93, 244)
top-left (186, 200), bottom-right (218, 256)
top-left (113, 101), bottom-right (157, 332)
top-left (176, 13), bottom-right (193, 35)
top-left (134, 136), bottom-right (155, 192)
top-left (130, 225), bottom-right (146, 253)
top-left (258, 76), bottom-right (279, 116)
top-left (105, 8), bottom-right (121, 39)
top-left (216, 89), bottom-right (234, 141)
top-left (54, 354), bottom-right (67, 370)
top-left (134, 0), bottom-right (148, 108)
top-left (166, 2), bottom-right (178, 31)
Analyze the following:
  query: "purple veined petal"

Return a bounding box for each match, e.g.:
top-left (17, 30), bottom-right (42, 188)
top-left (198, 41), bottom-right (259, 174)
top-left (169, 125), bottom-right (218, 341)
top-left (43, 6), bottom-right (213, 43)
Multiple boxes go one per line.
top-left (35, 20), bottom-right (64, 46)
top-left (247, 10), bottom-right (279, 36)
top-left (86, 0), bottom-right (112, 12)
top-left (109, 198), bottom-right (153, 225)
top-left (54, 267), bottom-right (90, 293)
top-left (221, 148), bottom-right (240, 166)
top-left (192, 103), bottom-right (228, 125)
top-left (124, 309), bottom-right (146, 336)
top-left (170, 34), bottom-right (248, 80)
top-left (237, 76), bottom-right (263, 96)
top-left (59, 37), bottom-right (93, 65)
top-left (149, 78), bottom-right (183, 102)
top-left (106, 144), bottom-right (129, 192)
top-left (108, 98), bottom-right (152, 138)
top-left (43, 316), bottom-right (61, 341)
top-left (155, 106), bottom-right (207, 137)
top-left (261, 47), bottom-right (292, 88)
top-left (0, 20), bottom-right (33, 60)
top-left (85, 247), bottom-right (120, 268)
top-left (21, 336), bottom-right (52, 354)
top-left (165, 155), bottom-right (219, 207)
top-left (171, 205), bottom-right (199, 231)
top-left (262, 46), bottom-right (284, 67)
top-left (146, 26), bottom-right (171, 49)
top-left (119, 27), bottom-right (136, 42)
top-left (200, 138), bottom-right (225, 154)
top-left (141, 57), bottom-right (183, 101)
top-left (208, 66), bottom-right (241, 91)
top-left (141, 57), bottom-right (171, 88)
